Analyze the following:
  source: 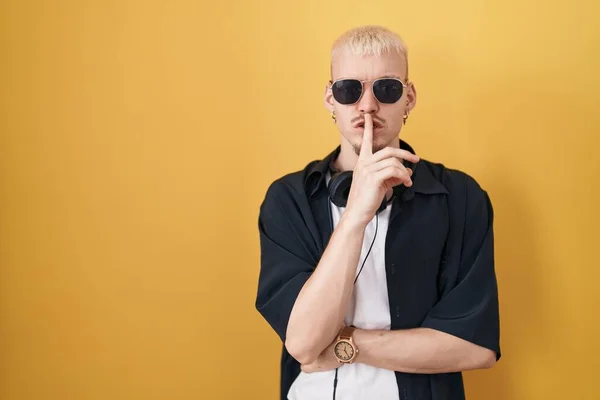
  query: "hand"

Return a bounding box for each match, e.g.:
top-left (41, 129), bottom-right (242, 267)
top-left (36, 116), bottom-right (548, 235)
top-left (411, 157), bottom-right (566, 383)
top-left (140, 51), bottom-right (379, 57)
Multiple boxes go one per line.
top-left (300, 340), bottom-right (339, 374)
top-left (345, 113), bottom-right (420, 225)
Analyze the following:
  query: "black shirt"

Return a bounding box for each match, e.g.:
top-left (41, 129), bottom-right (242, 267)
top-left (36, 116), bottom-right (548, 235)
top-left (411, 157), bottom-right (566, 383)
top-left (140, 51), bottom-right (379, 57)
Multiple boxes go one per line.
top-left (255, 140), bottom-right (501, 400)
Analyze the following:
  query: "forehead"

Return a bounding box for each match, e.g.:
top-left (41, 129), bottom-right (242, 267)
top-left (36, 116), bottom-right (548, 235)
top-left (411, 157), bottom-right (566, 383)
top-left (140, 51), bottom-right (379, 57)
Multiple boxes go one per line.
top-left (331, 49), bottom-right (407, 81)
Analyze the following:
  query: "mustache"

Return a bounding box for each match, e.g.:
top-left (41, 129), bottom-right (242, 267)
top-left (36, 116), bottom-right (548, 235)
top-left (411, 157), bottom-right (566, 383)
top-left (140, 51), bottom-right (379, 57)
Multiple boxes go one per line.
top-left (351, 114), bottom-right (385, 127)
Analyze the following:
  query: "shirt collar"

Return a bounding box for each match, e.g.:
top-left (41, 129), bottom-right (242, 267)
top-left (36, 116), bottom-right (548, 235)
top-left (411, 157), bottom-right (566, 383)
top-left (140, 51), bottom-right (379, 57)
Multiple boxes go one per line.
top-left (304, 139), bottom-right (449, 199)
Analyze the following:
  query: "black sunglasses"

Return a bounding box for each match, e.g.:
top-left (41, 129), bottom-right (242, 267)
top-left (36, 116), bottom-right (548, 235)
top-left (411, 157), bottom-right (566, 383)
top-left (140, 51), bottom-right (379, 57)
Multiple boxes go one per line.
top-left (330, 78), bottom-right (408, 105)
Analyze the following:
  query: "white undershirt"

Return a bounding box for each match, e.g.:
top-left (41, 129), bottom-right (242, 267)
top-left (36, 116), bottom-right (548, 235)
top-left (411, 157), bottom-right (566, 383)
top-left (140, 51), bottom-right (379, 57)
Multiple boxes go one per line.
top-left (287, 171), bottom-right (399, 400)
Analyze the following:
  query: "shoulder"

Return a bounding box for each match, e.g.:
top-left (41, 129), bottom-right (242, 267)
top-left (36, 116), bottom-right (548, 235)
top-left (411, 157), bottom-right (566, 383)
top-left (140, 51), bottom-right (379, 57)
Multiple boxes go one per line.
top-left (416, 158), bottom-right (493, 225)
top-left (259, 159), bottom-right (318, 212)
top-left (417, 160), bottom-right (494, 252)
top-left (420, 158), bottom-right (489, 199)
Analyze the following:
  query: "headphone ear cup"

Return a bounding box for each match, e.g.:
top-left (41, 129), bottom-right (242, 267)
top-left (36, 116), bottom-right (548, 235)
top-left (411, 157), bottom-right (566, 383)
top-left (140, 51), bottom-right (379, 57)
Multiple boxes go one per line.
top-left (328, 171), bottom-right (353, 208)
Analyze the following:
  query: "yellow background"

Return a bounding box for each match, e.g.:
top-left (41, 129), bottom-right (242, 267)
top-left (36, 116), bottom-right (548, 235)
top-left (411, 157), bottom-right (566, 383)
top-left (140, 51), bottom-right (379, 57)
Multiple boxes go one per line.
top-left (1, 0), bottom-right (599, 399)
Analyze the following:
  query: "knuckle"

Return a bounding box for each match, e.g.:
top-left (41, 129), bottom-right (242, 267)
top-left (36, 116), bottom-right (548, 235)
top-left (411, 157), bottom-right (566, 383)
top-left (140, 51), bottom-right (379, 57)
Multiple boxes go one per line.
top-left (377, 148), bottom-right (390, 158)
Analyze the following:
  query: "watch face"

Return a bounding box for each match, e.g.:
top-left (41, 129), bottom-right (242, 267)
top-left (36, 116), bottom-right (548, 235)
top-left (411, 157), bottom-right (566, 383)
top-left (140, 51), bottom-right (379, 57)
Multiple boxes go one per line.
top-left (334, 340), bottom-right (354, 361)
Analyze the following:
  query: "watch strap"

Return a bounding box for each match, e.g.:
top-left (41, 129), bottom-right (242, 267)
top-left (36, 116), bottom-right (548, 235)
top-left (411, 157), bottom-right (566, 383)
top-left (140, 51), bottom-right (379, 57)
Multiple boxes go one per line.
top-left (338, 326), bottom-right (356, 341)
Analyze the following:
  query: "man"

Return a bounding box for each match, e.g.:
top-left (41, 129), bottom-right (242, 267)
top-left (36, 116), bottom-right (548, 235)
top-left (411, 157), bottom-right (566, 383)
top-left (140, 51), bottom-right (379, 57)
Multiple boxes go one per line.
top-left (255, 25), bottom-right (501, 400)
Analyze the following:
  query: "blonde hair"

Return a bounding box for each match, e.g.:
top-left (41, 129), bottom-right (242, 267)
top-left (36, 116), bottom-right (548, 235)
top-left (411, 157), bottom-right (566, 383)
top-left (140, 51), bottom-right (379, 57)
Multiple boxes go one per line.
top-left (330, 25), bottom-right (409, 79)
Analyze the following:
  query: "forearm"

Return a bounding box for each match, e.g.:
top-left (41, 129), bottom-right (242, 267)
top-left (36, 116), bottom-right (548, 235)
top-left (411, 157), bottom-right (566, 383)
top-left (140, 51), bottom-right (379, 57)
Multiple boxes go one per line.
top-left (354, 327), bottom-right (497, 374)
top-left (285, 213), bottom-right (366, 364)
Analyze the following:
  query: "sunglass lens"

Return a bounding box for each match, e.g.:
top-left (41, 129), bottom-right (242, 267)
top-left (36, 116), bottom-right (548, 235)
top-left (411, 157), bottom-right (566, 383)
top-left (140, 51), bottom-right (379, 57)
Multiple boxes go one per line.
top-left (332, 79), bottom-right (362, 105)
top-left (373, 79), bottom-right (404, 103)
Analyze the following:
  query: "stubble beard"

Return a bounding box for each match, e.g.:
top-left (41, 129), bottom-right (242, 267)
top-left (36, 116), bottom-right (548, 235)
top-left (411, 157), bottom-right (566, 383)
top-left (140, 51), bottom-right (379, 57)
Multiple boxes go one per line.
top-left (352, 138), bottom-right (391, 156)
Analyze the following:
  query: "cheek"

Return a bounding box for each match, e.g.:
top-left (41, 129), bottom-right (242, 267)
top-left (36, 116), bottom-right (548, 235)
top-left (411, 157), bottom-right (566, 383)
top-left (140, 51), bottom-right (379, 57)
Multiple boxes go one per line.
top-left (336, 110), bottom-right (356, 128)
top-left (390, 116), bottom-right (404, 129)
top-left (380, 110), bottom-right (403, 128)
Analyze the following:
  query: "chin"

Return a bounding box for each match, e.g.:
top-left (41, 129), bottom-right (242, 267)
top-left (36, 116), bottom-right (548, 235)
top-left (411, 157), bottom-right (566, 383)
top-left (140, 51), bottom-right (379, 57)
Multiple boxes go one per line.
top-left (352, 141), bottom-right (384, 156)
top-left (351, 135), bottom-right (398, 155)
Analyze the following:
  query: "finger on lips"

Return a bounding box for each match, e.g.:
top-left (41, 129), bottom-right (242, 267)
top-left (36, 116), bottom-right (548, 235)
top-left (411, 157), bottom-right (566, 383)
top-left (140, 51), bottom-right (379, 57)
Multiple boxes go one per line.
top-left (359, 113), bottom-right (374, 159)
top-left (359, 114), bottom-right (420, 166)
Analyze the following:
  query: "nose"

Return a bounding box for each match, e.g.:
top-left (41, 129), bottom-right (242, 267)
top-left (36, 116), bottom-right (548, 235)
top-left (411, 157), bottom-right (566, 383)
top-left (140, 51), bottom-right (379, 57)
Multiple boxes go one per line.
top-left (357, 83), bottom-right (379, 114)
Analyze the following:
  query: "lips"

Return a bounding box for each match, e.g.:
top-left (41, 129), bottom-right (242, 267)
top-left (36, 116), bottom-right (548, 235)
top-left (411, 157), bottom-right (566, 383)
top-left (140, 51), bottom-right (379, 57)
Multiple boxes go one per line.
top-left (354, 120), bottom-right (383, 129)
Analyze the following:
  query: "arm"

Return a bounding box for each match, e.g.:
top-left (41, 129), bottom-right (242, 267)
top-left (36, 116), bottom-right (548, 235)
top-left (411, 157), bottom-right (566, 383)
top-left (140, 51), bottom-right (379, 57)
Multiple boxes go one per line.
top-left (353, 327), bottom-right (496, 374)
top-left (284, 213), bottom-right (367, 364)
top-left (301, 327), bottom-right (495, 374)
top-left (255, 183), bottom-right (370, 366)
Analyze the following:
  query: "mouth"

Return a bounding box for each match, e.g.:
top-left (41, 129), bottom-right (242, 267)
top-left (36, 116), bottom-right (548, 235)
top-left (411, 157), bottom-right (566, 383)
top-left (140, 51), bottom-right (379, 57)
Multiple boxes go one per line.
top-left (354, 120), bottom-right (384, 130)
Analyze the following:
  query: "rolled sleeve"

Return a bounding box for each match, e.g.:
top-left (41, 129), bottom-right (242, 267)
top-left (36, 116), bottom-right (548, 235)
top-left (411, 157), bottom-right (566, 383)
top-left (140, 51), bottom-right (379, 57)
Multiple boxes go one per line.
top-left (421, 176), bottom-right (501, 360)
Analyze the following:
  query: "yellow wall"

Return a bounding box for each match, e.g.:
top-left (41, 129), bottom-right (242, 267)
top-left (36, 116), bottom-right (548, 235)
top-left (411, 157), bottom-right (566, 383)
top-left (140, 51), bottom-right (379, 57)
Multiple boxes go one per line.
top-left (1, 1), bottom-right (599, 399)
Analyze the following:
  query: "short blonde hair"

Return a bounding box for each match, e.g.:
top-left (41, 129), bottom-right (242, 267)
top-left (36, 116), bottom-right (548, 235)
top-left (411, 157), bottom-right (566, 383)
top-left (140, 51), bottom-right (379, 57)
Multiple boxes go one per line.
top-left (330, 25), bottom-right (409, 79)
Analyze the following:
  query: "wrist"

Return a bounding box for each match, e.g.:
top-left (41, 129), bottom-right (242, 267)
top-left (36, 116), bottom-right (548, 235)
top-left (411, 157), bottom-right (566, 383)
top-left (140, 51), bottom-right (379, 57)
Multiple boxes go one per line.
top-left (333, 325), bottom-right (359, 364)
top-left (339, 209), bottom-right (369, 231)
top-left (352, 328), bottom-right (368, 363)
top-left (353, 328), bottom-right (389, 365)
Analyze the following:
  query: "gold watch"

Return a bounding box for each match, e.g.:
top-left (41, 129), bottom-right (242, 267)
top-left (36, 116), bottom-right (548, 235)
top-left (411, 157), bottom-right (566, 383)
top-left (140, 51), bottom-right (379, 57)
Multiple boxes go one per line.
top-left (333, 326), bottom-right (358, 364)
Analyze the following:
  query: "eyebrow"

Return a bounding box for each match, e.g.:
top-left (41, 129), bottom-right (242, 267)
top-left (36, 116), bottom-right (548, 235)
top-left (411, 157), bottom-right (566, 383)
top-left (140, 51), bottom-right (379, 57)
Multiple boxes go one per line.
top-left (380, 74), bottom-right (403, 79)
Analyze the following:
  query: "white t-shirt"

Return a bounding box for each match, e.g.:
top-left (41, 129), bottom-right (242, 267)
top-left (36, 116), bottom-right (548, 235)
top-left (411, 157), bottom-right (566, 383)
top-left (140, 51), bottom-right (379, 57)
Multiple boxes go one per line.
top-left (287, 172), bottom-right (399, 400)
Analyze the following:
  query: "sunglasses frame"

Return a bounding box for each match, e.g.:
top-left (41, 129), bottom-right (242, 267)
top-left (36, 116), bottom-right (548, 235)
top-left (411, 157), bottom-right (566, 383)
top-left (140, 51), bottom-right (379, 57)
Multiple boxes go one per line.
top-left (329, 77), bottom-right (409, 105)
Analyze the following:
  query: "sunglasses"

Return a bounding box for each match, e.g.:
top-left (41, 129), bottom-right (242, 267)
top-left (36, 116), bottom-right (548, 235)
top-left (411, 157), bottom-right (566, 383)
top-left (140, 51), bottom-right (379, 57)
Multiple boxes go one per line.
top-left (330, 78), bottom-right (408, 105)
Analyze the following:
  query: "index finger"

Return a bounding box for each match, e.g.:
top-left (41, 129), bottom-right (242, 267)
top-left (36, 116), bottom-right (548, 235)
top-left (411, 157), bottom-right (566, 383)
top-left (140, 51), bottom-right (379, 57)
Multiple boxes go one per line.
top-left (359, 113), bottom-right (373, 160)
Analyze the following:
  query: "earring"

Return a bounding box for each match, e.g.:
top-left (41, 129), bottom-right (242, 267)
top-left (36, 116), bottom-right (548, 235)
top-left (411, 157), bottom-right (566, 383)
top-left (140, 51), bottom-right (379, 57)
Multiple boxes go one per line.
top-left (403, 112), bottom-right (409, 125)
top-left (331, 111), bottom-right (336, 123)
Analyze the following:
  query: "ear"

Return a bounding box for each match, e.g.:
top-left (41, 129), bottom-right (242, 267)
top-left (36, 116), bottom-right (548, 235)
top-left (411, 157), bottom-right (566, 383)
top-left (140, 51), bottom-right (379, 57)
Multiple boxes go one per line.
top-left (406, 81), bottom-right (417, 113)
top-left (324, 81), bottom-right (335, 113)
